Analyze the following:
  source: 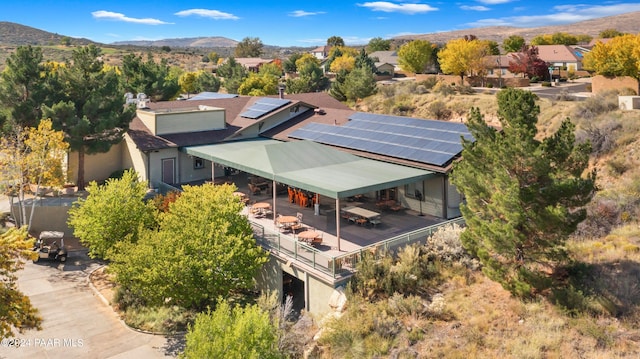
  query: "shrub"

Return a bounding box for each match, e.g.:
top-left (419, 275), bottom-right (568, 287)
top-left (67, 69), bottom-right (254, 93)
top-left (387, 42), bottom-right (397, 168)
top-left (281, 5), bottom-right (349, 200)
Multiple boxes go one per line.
top-left (433, 81), bottom-right (456, 96)
top-left (418, 76), bottom-right (439, 90)
top-left (427, 100), bottom-right (452, 120)
top-left (456, 85), bottom-right (475, 95)
top-left (486, 83), bottom-right (493, 88)
top-left (573, 90), bottom-right (619, 120)
top-left (541, 81), bottom-right (552, 87)
top-left (378, 85), bottom-right (395, 98)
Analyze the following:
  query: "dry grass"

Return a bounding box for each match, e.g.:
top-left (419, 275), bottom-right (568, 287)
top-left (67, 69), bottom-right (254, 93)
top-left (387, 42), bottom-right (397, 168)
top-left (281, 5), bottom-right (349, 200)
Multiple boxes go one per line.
top-left (314, 87), bottom-right (640, 358)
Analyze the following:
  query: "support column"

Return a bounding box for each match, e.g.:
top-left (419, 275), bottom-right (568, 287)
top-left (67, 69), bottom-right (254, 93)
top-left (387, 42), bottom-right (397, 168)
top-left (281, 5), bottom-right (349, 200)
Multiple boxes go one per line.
top-left (335, 197), bottom-right (341, 252)
top-left (272, 180), bottom-right (277, 225)
top-left (210, 161), bottom-right (215, 182)
top-left (442, 176), bottom-right (448, 219)
top-left (304, 271), bottom-right (310, 312)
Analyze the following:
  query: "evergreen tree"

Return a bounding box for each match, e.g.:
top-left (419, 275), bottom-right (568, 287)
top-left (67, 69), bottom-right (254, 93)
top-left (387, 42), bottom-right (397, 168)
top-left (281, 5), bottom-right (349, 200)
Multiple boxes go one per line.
top-left (217, 57), bottom-right (248, 94)
top-left (42, 45), bottom-right (135, 190)
top-left (119, 53), bottom-right (180, 101)
top-left (0, 45), bottom-right (47, 130)
top-left (451, 89), bottom-right (596, 298)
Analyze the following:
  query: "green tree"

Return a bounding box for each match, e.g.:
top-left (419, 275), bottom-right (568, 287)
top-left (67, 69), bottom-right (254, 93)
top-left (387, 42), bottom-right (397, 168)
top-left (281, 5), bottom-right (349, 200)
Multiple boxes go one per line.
top-left (217, 57), bottom-right (248, 94)
top-left (367, 37), bottom-right (391, 52)
top-left (483, 40), bottom-right (501, 55)
top-left (109, 184), bottom-right (268, 309)
top-left (284, 62), bottom-right (328, 94)
top-left (42, 45), bottom-right (135, 190)
top-left (342, 67), bottom-right (377, 101)
top-left (355, 48), bottom-right (377, 74)
top-left (258, 62), bottom-right (283, 78)
top-left (282, 53), bottom-right (303, 73)
top-left (119, 53), bottom-right (180, 101)
top-left (397, 39), bottom-right (434, 74)
top-left (599, 29), bottom-right (625, 38)
top-left (67, 169), bottom-right (156, 259)
top-left (234, 37), bottom-right (263, 58)
top-left (181, 300), bottom-right (281, 359)
top-left (0, 45), bottom-right (47, 130)
top-left (193, 70), bottom-right (221, 93)
top-left (451, 89), bottom-right (596, 298)
top-left (327, 36), bottom-right (345, 47)
top-left (0, 227), bottom-right (41, 339)
top-left (438, 38), bottom-right (489, 83)
top-left (60, 36), bottom-right (71, 46)
top-left (502, 35), bottom-right (525, 53)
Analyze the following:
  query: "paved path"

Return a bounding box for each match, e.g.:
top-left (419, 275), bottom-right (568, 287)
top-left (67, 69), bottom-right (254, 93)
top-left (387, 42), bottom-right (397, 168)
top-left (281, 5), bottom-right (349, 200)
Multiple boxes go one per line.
top-left (3, 250), bottom-right (182, 359)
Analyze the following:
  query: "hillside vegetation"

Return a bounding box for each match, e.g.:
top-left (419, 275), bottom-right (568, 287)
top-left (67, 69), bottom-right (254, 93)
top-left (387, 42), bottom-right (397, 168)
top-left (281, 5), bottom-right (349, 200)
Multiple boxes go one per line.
top-left (311, 84), bottom-right (640, 358)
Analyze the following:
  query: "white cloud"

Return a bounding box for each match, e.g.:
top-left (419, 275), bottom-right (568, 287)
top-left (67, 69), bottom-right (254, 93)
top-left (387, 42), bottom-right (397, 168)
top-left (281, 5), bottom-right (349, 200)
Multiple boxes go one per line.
top-left (460, 5), bottom-right (490, 11)
top-left (357, 2), bottom-right (438, 14)
top-left (289, 10), bottom-right (326, 17)
top-left (476, 0), bottom-right (513, 4)
top-left (92, 10), bottom-right (172, 25)
top-left (467, 3), bottom-right (640, 27)
top-left (174, 9), bottom-right (239, 20)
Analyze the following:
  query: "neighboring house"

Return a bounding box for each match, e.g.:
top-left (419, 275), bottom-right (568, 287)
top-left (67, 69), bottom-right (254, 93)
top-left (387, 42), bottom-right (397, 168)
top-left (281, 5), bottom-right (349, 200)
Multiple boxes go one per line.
top-left (369, 50), bottom-right (400, 72)
top-left (374, 62), bottom-right (395, 77)
top-left (484, 54), bottom-right (517, 78)
top-left (232, 57), bottom-right (274, 72)
top-left (535, 45), bottom-right (584, 71)
top-left (311, 45), bottom-right (331, 60)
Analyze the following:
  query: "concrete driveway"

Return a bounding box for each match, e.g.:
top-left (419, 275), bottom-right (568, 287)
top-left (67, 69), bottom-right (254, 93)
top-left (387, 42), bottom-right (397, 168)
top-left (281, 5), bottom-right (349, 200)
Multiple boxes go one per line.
top-left (5, 250), bottom-right (183, 359)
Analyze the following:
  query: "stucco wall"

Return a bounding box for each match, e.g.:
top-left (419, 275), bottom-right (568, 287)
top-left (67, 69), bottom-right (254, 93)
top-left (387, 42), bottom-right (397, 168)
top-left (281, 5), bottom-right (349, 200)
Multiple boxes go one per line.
top-left (67, 142), bottom-right (123, 185)
top-left (255, 256), bottom-right (341, 316)
top-left (155, 108), bottom-right (225, 135)
top-left (12, 202), bottom-right (74, 235)
top-left (121, 134), bottom-right (148, 182)
top-left (415, 74), bottom-right (529, 88)
top-left (592, 75), bottom-right (639, 95)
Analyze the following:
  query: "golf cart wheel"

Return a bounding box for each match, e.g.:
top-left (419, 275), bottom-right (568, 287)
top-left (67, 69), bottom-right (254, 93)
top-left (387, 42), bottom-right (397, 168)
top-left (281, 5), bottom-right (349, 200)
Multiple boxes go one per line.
top-left (59, 255), bottom-right (67, 262)
top-left (33, 256), bottom-right (39, 263)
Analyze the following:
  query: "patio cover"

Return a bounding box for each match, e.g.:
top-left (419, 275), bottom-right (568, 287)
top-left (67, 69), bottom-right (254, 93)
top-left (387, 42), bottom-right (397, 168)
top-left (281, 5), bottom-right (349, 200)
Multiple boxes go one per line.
top-left (184, 139), bottom-right (434, 198)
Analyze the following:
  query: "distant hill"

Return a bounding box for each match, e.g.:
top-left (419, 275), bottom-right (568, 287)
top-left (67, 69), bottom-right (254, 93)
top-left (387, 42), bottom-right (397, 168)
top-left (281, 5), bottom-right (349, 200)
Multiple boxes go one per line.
top-left (0, 21), bottom-right (94, 46)
top-left (112, 36), bottom-right (239, 48)
top-left (393, 11), bottom-right (640, 44)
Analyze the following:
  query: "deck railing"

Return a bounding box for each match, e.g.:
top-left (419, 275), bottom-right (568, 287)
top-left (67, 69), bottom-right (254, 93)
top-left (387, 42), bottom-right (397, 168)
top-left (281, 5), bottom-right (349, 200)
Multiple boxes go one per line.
top-left (250, 216), bottom-right (466, 280)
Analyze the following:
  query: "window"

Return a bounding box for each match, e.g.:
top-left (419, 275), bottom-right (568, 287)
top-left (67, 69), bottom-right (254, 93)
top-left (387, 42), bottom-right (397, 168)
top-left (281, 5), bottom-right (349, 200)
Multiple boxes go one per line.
top-left (405, 181), bottom-right (424, 201)
top-left (193, 157), bottom-right (204, 169)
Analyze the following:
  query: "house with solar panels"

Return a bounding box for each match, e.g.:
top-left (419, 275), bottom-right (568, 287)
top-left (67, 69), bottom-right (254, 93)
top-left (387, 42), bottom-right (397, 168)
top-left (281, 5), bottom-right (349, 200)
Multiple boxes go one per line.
top-left (81, 90), bottom-right (471, 315)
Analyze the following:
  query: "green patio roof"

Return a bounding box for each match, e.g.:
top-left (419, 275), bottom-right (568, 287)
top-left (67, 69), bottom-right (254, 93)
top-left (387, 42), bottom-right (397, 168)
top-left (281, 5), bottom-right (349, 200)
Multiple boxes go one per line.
top-left (184, 139), bottom-right (434, 198)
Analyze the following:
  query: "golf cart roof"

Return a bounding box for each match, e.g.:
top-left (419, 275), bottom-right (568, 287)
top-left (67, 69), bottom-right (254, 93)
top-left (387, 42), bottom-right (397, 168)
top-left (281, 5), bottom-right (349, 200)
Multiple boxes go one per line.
top-left (39, 231), bottom-right (64, 239)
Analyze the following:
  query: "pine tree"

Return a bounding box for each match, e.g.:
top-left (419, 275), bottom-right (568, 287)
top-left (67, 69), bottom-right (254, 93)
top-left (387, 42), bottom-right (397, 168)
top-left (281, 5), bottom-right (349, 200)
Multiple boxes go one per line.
top-left (452, 88), bottom-right (596, 297)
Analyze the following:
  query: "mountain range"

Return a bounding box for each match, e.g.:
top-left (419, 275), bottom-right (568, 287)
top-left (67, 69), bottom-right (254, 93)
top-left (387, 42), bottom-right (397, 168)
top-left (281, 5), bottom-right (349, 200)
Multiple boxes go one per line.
top-left (0, 11), bottom-right (638, 49)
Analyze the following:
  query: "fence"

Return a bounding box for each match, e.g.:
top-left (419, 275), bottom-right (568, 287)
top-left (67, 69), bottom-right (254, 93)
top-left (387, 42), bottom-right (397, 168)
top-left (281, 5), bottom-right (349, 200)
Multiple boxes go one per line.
top-left (251, 217), bottom-right (466, 280)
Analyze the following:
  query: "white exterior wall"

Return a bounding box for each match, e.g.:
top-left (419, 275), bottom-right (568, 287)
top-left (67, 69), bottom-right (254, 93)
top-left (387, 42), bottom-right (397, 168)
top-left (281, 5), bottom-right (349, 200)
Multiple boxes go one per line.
top-left (137, 107), bottom-right (225, 136)
top-left (155, 108), bottom-right (225, 135)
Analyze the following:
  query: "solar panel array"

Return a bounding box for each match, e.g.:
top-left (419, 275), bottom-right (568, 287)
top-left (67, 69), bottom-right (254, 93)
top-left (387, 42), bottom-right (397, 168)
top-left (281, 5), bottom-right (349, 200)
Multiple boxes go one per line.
top-left (240, 97), bottom-right (291, 119)
top-left (187, 92), bottom-right (239, 100)
top-left (289, 112), bottom-right (473, 167)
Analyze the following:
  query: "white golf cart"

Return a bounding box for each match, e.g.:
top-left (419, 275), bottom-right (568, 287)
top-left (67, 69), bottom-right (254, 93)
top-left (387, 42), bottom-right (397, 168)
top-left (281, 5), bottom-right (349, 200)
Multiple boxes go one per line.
top-left (33, 231), bottom-right (67, 263)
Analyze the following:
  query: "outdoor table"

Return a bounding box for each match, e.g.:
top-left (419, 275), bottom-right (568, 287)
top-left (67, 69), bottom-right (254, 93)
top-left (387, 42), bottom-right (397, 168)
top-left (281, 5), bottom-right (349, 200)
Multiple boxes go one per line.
top-left (278, 215), bottom-right (299, 226)
top-left (342, 206), bottom-right (380, 219)
top-left (252, 202), bottom-right (271, 209)
top-left (297, 230), bottom-right (321, 244)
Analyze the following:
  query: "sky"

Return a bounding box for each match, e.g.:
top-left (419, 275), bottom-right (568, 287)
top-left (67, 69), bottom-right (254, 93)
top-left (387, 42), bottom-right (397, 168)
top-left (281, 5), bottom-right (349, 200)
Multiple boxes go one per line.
top-left (2, 1), bottom-right (640, 47)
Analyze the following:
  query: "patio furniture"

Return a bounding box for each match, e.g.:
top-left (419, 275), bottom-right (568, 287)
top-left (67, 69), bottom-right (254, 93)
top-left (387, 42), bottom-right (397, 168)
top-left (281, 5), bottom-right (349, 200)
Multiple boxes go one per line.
top-left (297, 230), bottom-right (322, 245)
